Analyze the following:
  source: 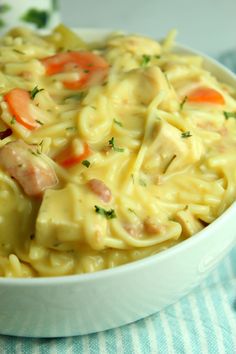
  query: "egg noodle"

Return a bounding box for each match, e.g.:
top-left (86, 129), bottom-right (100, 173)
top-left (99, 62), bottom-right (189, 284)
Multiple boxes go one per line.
top-left (0, 25), bottom-right (236, 277)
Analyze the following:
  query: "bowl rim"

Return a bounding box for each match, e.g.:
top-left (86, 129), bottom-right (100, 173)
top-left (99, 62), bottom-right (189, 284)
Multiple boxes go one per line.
top-left (1, 28), bottom-right (236, 285)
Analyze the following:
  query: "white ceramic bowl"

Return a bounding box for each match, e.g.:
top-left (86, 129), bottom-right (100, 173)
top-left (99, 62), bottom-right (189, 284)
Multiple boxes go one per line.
top-left (0, 29), bottom-right (236, 338)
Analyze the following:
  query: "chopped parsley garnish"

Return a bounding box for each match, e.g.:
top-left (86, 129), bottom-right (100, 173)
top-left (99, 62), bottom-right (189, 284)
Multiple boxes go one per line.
top-left (163, 154), bottom-right (177, 173)
top-left (223, 111), bottom-right (236, 119)
top-left (35, 119), bottom-right (44, 125)
top-left (82, 160), bottom-right (90, 168)
top-left (164, 72), bottom-right (171, 88)
top-left (28, 149), bottom-right (38, 157)
top-left (65, 92), bottom-right (85, 101)
top-left (10, 117), bottom-right (16, 125)
top-left (154, 55), bottom-right (161, 59)
top-left (180, 96), bottom-right (187, 110)
top-left (13, 49), bottom-right (25, 55)
top-left (181, 131), bottom-right (192, 138)
top-left (139, 178), bottom-right (147, 187)
top-left (94, 205), bottom-right (116, 219)
top-left (83, 69), bottom-right (90, 73)
top-left (140, 54), bottom-right (151, 67)
top-left (108, 137), bottom-right (124, 152)
top-left (114, 119), bottom-right (123, 127)
top-left (128, 208), bottom-right (137, 215)
top-left (30, 86), bottom-right (44, 99)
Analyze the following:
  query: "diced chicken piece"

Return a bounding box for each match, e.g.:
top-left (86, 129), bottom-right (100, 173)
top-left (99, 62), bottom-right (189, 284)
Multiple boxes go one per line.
top-left (132, 66), bottom-right (179, 111)
top-left (107, 35), bottom-right (161, 56)
top-left (143, 217), bottom-right (165, 235)
top-left (174, 209), bottom-right (204, 237)
top-left (0, 140), bottom-right (58, 196)
top-left (143, 120), bottom-right (204, 175)
top-left (36, 184), bottom-right (83, 248)
top-left (87, 178), bottom-right (112, 203)
top-left (36, 183), bottom-right (108, 250)
top-left (110, 66), bottom-right (179, 112)
top-left (123, 222), bottom-right (143, 238)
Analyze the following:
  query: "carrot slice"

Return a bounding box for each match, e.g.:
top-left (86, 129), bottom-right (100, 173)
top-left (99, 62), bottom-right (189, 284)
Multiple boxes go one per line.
top-left (4, 88), bottom-right (39, 130)
top-left (55, 141), bottom-right (91, 168)
top-left (41, 51), bottom-right (109, 90)
top-left (187, 87), bottom-right (225, 105)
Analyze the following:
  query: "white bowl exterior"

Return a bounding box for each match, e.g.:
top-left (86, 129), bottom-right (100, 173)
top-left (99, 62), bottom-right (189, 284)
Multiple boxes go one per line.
top-left (0, 30), bottom-right (236, 337)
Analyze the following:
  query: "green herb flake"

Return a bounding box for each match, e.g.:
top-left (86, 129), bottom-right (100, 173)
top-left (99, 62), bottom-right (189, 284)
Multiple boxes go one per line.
top-left (10, 117), bottom-right (16, 125)
top-left (181, 131), bottom-right (192, 138)
top-left (82, 160), bottom-right (90, 168)
top-left (108, 137), bottom-right (124, 152)
top-left (35, 119), bottom-right (44, 125)
top-left (140, 54), bottom-right (151, 67)
top-left (128, 208), bottom-right (137, 215)
top-left (180, 96), bottom-right (187, 111)
top-left (223, 111), bottom-right (236, 119)
top-left (114, 119), bottom-right (123, 127)
top-left (66, 126), bottom-right (76, 131)
top-left (65, 92), bottom-right (85, 101)
top-left (164, 72), bottom-right (171, 88)
top-left (163, 154), bottom-right (177, 173)
top-left (154, 55), bottom-right (161, 59)
top-left (139, 178), bottom-right (147, 187)
top-left (13, 49), bottom-right (25, 55)
top-left (28, 149), bottom-right (38, 157)
top-left (83, 69), bottom-right (90, 73)
top-left (94, 205), bottom-right (117, 219)
top-left (30, 86), bottom-right (44, 99)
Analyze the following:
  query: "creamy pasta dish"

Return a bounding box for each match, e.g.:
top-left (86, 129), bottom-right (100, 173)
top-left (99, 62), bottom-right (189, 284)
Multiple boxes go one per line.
top-left (0, 25), bottom-right (235, 277)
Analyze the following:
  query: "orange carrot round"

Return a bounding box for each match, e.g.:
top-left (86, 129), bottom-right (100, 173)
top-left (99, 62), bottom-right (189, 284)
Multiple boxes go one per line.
top-left (55, 142), bottom-right (91, 168)
top-left (187, 87), bottom-right (225, 105)
top-left (41, 51), bottom-right (109, 90)
top-left (4, 88), bottom-right (39, 130)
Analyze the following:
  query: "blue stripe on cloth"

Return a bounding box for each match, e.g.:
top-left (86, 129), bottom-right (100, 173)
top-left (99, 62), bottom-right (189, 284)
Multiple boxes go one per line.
top-left (100, 328), bottom-right (118, 354)
top-left (0, 246), bottom-right (235, 353)
top-left (178, 296), bottom-right (202, 353)
top-left (163, 303), bottom-right (188, 353)
top-left (134, 317), bottom-right (151, 353)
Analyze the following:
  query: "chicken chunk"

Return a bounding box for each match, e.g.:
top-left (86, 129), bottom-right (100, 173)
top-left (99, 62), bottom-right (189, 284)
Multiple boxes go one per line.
top-left (0, 140), bottom-right (58, 196)
top-left (143, 120), bottom-right (204, 175)
top-left (109, 66), bottom-right (179, 112)
top-left (107, 35), bottom-right (162, 56)
top-left (174, 209), bottom-right (204, 237)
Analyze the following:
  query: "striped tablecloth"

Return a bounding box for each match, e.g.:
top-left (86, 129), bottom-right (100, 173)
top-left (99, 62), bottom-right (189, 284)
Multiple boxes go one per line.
top-left (1, 54), bottom-right (236, 354)
top-left (1, 245), bottom-right (235, 354)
